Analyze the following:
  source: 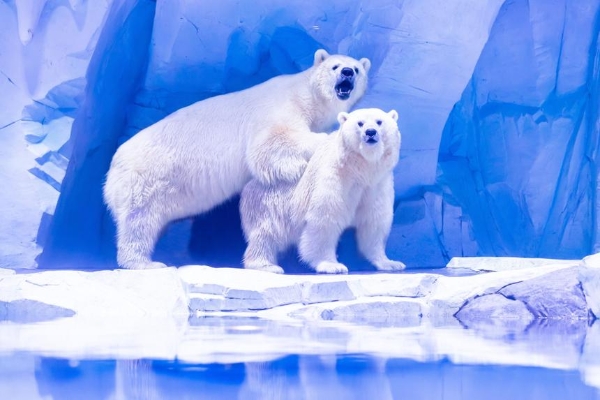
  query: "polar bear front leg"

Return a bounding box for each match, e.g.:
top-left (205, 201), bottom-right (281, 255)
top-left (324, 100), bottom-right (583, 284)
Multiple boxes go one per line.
top-left (247, 126), bottom-right (324, 185)
top-left (355, 177), bottom-right (406, 272)
top-left (298, 219), bottom-right (348, 274)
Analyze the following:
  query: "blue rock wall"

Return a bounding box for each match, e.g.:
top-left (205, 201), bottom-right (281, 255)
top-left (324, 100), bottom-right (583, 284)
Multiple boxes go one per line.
top-left (3, 0), bottom-right (597, 269)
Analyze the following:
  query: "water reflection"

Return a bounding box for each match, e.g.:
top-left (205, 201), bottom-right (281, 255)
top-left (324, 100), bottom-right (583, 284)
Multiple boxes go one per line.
top-left (7, 353), bottom-right (598, 400)
top-left (35, 358), bottom-right (115, 400)
top-left (0, 317), bottom-right (599, 399)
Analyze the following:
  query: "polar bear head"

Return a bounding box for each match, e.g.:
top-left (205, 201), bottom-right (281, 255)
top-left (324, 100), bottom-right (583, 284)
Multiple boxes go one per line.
top-left (310, 49), bottom-right (371, 106)
top-left (337, 108), bottom-right (400, 163)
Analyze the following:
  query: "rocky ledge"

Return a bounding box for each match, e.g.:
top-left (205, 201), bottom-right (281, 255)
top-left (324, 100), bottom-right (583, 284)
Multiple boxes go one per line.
top-left (0, 254), bottom-right (598, 324)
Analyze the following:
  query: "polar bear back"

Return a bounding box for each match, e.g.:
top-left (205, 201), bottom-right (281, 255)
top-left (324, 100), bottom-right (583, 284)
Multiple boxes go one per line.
top-left (106, 71), bottom-right (320, 219)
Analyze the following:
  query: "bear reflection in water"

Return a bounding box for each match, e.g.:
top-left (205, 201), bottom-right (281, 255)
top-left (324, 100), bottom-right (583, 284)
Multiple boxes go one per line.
top-left (25, 355), bottom-right (599, 400)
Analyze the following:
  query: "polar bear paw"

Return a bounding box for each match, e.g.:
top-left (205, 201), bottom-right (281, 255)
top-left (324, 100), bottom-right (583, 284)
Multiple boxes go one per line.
top-left (245, 263), bottom-right (285, 274)
top-left (272, 156), bottom-right (308, 184)
top-left (315, 261), bottom-right (348, 274)
top-left (375, 259), bottom-right (406, 272)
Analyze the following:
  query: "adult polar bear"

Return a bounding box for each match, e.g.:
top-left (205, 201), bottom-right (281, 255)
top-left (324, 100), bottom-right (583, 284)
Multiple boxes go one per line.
top-left (241, 108), bottom-right (405, 274)
top-left (104, 49), bottom-right (371, 270)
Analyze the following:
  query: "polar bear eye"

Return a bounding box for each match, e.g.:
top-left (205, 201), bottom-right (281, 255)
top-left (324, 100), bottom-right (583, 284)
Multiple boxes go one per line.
top-left (358, 121), bottom-right (364, 127)
top-left (376, 120), bottom-right (382, 126)
top-left (332, 65), bottom-right (339, 71)
top-left (354, 67), bottom-right (359, 74)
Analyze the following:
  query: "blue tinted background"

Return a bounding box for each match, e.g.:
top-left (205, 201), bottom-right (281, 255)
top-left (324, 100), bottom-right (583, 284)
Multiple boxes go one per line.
top-left (1, 0), bottom-right (598, 269)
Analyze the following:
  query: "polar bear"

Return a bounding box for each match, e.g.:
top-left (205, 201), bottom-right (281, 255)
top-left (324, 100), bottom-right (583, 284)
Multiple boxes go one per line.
top-left (104, 49), bottom-right (371, 270)
top-left (240, 108), bottom-right (406, 274)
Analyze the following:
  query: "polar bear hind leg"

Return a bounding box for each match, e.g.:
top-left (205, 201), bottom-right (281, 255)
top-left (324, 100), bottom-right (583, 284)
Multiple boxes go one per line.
top-left (106, 169), bottom-right (171, 270)
top-left (243, 230), bottom-right (285, 274)
top-left (115, 206), bottom-right (169, 270)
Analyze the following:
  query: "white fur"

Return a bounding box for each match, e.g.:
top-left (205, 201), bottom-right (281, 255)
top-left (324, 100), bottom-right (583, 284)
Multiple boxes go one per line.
top-left (103, 50), bottom-right (370, 270)
top-left (241, 108), bottom-right (406, 274)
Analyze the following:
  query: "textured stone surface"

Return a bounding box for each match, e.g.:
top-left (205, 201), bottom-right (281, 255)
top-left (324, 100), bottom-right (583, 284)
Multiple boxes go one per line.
top-left (447, 257), bottom-right (579, 272)
top-left (455, 293), bottom-right (534, 332)
top-left (180, 265), bottom-right (303, 311)
top-left (183, 261), bottom-right (597, 335)
top-left (499, 267), bottom-right (588, 319)
top-left (301, 279), bottom-right (356, 305)
top-left (427, 263), bottom-right (573, 320)
top-left (188, 293), bottom-right (292, 312)
top-left (1, 260), bottom-right (595, 323)
top-left (184, 267), bottom-right (439, 312)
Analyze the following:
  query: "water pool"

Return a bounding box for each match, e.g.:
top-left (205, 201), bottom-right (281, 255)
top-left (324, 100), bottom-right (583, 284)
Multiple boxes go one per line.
top-left (1, 316), bottom-right (598, 400)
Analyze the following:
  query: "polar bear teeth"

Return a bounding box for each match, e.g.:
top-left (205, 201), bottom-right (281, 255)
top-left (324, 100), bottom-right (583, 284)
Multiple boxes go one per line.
top-left (335, 80), bottom-right (354, 100)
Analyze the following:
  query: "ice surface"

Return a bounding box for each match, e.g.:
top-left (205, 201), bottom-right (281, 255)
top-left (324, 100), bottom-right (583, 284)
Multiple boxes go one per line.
top-left (0, 0), bottom-right (599, 269)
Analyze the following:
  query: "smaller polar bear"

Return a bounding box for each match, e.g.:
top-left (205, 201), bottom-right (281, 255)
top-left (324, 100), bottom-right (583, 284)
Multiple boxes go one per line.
top-left (240, 108), bottom-right (406, 274)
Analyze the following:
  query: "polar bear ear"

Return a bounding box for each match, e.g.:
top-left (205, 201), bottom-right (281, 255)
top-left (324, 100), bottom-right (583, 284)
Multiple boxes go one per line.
top-left (388, 110), bottom-right (398, 122)
top-left (337, 112), bottom-right (349, 125)
top-left (360, 58), bottom-right (371, 73)
top-left (314, 49), bottom-right (330, 66)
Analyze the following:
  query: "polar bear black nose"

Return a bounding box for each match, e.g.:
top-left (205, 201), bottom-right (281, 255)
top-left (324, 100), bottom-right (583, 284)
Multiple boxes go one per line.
top-left (341, 67), bottom-right (354, 77)
top-left (366, 129), bottom-right (377, 137)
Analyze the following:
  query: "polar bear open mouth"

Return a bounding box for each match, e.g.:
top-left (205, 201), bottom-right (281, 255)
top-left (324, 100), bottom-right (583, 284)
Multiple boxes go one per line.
top-left (335, 80), bottom-right (354, 100)
top-left (365, 137), bottom-right (378, 145)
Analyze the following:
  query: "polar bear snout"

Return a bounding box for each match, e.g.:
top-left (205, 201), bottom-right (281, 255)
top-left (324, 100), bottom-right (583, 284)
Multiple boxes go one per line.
top-left (341, 67), bottom-right (354, 78)
top-left (365, 128), bottom-right (378, 144)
